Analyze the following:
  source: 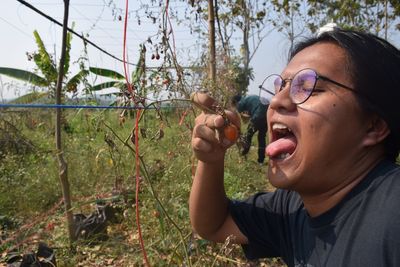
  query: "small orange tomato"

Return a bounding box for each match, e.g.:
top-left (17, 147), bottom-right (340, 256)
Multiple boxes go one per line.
top-left (224, 124), bottom-right (239, 142)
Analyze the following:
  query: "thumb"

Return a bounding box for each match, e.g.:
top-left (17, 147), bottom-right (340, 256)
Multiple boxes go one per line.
top-left (190, 91), bottom-right (219, 114)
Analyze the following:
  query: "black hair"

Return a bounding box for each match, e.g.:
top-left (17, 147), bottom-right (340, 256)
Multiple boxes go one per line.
top-left (231, 94), bottom-right (242, 106)
top-left (290, 29), bottom-right (400, 161)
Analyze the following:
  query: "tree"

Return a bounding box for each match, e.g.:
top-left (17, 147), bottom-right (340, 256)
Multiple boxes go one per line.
top-left (208, 0), bottom-right (216, 84)
top-left (55, 0), bottom-right (75, 245)
top-left (270, 0), bottom-right (311, 52)
top-left (0, 29), bottom-right (88, 101)
top-left (176, 1), bottom-right (272, 96)
top-left (0, 18), bottom-right (89, 245)
top-left (217, 0), bottom-right (271, 86)
top-left (270, 0), bottom-right (400, 44)
top-left (307, 0), bottom-right (400, 38)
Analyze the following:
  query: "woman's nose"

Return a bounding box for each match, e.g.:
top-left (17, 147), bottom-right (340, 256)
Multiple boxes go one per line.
top-left (268, 84), bottom-right (297, 113)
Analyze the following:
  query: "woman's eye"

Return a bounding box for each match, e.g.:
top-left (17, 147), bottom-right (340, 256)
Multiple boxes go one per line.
top-left (310, 88), bottom-right (324, 95)
top-left (301, 87), bottom-right (314, 93)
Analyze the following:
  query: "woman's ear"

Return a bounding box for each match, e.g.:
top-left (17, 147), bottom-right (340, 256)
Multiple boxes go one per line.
top-left (362, 115), bottom-right (390, 146)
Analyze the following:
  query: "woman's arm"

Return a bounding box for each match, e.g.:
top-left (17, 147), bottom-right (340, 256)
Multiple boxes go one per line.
top-left (189, 92), bottom-right (248, 243)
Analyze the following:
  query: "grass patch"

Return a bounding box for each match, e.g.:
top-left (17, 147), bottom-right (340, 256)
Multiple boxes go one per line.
top-left (0, 107), bottom-right (283, 266)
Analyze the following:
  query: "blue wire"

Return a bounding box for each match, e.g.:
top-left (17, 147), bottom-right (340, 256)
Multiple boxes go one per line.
top-left (0, 104), bottom-right (175, 110)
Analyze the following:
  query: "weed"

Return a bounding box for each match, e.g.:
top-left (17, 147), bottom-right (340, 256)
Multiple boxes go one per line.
top-left (0, 108), bottom-right (283, 266)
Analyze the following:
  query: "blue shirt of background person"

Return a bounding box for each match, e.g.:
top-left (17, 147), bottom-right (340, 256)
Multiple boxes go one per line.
top-left (232, 94), bottom-right (269, 164)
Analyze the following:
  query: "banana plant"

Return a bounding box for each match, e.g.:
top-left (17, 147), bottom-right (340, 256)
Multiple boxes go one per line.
top-left (0, 29), bottom-right (89, 102)
top-left (89, 44), bottom-right (147, 106)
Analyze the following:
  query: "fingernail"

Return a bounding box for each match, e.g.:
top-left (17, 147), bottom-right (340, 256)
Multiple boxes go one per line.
top-left (213, 117), bottom-right (218, 126)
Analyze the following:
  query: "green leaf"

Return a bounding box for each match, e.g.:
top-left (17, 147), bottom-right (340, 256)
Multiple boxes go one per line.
top-left (90, 81), bottom-right (124, 92)
top-left (63, 31), bottom-right (73, 75)
top-left (65, 69), bottom-right (89, 93)
top-left (89, 67), bottom-right (125, 80)
top-left (131, 45), bottom-right (146, 85)
top-left (33, 30), bottom-right (58, 82)
top-left (0, 67), bottom-right (49, 87)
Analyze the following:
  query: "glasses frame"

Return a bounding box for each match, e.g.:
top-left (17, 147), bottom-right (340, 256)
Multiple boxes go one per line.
top-left (259, 68), bottom-right (356, 105)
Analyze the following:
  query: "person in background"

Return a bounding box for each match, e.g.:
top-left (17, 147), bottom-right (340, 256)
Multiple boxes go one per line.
top-left (190, 28), bottom-right (400, 266)
top-left (231, 94), bottom-right (269, 164)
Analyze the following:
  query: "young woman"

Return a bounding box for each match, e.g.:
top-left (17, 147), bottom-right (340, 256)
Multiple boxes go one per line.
top-left (190, 29), bottom-right (400, 266)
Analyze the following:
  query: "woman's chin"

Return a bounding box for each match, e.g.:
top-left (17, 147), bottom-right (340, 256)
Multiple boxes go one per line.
top-left (267, 167), bottom-right (293, 189)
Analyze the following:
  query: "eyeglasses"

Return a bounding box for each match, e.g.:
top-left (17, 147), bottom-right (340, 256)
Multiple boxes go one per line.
top-left (258, 68), bottom-right (355, 105)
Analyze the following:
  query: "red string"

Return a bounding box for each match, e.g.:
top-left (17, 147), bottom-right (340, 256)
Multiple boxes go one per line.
top-left (123, 1), bottom-right (150, 266)
top-left (135, 109), bottom-right (149, 266)
top-left (123, 0), bottom-right (132, 94)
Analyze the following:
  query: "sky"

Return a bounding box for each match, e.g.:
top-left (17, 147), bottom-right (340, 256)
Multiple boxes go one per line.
top-left (2, 1), bottom-right (400, 102)
top-left (0, 0), bottom-right (292, 101)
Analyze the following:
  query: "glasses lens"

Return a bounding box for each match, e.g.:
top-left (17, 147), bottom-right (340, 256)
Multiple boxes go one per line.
top-left (290, 69), bottom-right (317, 104)
top-left (259, 74), bottom-right (280, 105)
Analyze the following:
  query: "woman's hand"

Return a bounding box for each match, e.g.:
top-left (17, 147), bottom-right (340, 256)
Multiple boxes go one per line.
top-left (191, 92), bottom-right (240, 163)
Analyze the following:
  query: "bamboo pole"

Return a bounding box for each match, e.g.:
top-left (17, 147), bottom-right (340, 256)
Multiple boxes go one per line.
top-left (208, 0), bottom-right (216, 84)
top-left (55, 0), bottom-right (75, 245)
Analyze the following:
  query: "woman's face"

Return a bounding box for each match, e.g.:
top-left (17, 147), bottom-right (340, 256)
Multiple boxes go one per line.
top-left (266, 42), bottom-right (371, 195)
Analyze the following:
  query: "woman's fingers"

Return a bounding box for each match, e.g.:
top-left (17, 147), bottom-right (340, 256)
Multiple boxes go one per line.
top-left (191, 91), bottom-right (241, 152)
top-left (191, 92), bottom-right (219, 114)
top-left (195, 113), bottom-right (225, 129)
top-left (192, 124), bottom-right (217, 153)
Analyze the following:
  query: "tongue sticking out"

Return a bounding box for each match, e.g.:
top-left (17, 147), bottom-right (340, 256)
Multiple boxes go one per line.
top-left (266, 136), bottom-right (297, 159)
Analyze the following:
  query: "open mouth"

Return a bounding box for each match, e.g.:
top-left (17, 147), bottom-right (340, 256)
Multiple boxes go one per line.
top-left (266, 123), bottom-right (297, 160)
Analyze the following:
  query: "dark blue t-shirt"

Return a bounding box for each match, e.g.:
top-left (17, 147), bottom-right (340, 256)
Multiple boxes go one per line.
top-left (229, 160), bottom-right (400, 266)
top-left (237, 95), bottom-right (268, 124)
